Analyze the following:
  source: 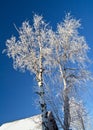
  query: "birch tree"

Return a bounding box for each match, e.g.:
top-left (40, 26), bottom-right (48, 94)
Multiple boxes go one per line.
top-left (46, 14), bottom-right (91, 130)
top-left (4, 13), bottom-right (91, 130)
top-left (5, 15), bottom-right (52, 130)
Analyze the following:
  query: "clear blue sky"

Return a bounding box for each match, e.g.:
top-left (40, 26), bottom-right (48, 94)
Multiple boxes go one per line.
top-left (0, 0), bottom-right (93, 126)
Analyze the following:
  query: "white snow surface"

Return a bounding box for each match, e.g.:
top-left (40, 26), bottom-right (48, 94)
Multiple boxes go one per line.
top-left (0, 114), bottom-right (42, 130)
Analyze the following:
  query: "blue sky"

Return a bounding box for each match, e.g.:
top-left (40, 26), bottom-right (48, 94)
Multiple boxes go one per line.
top-left (0, 0), bottom-right (93, 126)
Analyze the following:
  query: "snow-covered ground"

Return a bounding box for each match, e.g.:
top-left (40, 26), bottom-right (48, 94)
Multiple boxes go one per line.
top-left (0, 114), bottom-right (42, 130)
top-left (0, 112), bottom-right (58, 130)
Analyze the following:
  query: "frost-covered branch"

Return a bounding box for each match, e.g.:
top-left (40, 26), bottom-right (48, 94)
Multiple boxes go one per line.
top-left (46, 13), bottom-right (91, 130)
top-left (4, 13), bottom-right (92, 130)
top-left (5, 14), bottom-right (52, 130)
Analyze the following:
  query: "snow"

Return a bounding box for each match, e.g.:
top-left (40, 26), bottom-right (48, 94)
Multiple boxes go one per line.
top-left (0, 112), bottom-right (58, 130)
top-left (0, 114), bottom-right (42, 130)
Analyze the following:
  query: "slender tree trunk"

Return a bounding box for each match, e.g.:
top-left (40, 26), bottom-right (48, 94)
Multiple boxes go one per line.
top-left (63, 90), bottom-right (70, 130)
top-left (59, 64), bottom-right (70, 130)
top-left (79, 115), bottom-right (85, 130)
top-left (37, 44), bottom-right (49, 130)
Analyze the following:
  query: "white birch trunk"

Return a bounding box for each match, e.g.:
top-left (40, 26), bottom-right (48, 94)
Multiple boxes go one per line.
top-left (37, 35), bottom-right (49, 130)
top-left (63, 91), bottom-right (70, 130)
top-left (38, 54), bottom-right (48, 130)
top-left (59, 64), bottom-right (70, 130)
